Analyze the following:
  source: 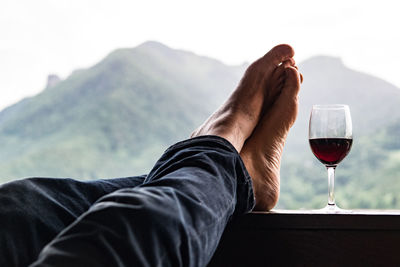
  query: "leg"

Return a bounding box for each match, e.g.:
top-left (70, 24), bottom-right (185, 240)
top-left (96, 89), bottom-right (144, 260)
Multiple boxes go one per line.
top-left (31, 137), bottom-right (253, 267)
top-left (0, 175), bottom-right (146, 267)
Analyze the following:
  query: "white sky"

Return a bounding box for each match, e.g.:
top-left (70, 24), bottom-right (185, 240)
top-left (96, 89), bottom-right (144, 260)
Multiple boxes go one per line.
top-left (1, 0), bottom-right (400, 110)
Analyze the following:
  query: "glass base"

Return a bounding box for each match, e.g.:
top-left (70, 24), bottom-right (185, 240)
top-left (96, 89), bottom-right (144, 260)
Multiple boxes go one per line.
top-left (319, 204), bottom-right (353, 214)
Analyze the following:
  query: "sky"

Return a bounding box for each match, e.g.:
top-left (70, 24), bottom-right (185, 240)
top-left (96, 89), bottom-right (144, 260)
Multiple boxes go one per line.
top-left (1, 0), bottom-right (400, 110)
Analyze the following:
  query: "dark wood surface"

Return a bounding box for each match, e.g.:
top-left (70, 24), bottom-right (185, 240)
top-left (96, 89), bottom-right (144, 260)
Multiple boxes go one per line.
top-left (207, 210), bottom-right (400, 267)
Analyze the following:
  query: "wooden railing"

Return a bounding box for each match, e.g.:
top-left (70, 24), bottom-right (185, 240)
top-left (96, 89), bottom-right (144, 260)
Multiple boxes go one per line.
top-left (208, 210), bottom-right (400, 267)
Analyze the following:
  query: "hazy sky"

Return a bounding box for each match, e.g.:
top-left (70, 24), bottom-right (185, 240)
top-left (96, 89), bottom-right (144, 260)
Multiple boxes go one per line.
top-left (1, 0), bottom-right (400, 110)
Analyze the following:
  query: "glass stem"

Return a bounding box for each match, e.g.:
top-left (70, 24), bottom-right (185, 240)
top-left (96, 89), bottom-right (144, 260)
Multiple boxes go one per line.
top-left (327, 167), bottom-right (336, 206)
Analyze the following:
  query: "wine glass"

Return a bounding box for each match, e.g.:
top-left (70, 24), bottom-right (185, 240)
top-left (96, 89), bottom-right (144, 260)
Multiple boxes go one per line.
top-left (309, 104), bottom-right (353, 212)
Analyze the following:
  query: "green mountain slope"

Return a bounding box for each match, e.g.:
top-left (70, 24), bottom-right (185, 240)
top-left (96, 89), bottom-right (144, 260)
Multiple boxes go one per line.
top-left (0, 41), bottom-right (245, 181)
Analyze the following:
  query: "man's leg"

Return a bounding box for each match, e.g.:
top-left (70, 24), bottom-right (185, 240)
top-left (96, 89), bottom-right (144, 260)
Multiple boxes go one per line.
top-left (30, 45), bottom-right (298, 267)
top-left (31, 136), bottom-right (254, 267)
top-left (0, 175), bottom-right (146, 267)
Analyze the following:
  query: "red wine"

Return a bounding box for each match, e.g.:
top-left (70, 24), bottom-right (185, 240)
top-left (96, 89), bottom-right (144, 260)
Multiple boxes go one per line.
top-left (309, 138), bottom-right (353, 166)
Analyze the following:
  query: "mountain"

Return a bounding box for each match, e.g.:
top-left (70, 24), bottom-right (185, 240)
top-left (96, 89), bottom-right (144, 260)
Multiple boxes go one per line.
top-left (0, 41), bottom-right (245, 181)
top-left (0, 41), bottom-right (399, 209)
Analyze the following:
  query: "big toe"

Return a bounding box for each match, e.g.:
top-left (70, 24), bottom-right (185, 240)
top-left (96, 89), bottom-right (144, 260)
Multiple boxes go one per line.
top-left (265, 44), bottom-right (295, 63)
top-left (261, 44), bottom-right (295, 68)
top-left (248, 44), bottom-right (295, 80)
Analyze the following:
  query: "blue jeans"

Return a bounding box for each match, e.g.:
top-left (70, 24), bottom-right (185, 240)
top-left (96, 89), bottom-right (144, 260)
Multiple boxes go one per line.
top-left (0, 136), bottom-right (255, 267)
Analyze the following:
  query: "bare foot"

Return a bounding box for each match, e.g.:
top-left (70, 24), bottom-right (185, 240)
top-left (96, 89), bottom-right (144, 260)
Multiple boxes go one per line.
top-left (191, 45), bottom-right (295, 152)
top-left (240, 65), bottom-right (301, 211)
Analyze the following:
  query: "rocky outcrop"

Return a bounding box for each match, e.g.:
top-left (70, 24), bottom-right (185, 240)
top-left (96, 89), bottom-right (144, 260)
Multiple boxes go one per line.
top-left (46, 74), bottom-right (61, 89)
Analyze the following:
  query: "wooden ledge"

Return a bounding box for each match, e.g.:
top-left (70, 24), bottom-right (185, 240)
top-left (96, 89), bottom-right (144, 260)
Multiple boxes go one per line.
top-left (208, 210), bottom-right (400, 267)
top-left (232, 209), bottom-right (400, 230)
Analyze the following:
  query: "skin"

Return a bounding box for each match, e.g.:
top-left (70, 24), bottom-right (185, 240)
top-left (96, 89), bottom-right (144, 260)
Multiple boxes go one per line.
top-left (191, 44), bottom-right (302, 211)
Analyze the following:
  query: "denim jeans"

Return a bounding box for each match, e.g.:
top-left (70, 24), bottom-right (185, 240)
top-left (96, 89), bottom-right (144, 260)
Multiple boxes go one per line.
top-left (0, 136), bottom-right (255, 267)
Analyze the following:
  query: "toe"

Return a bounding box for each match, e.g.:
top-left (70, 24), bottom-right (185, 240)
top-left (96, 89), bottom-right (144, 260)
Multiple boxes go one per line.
top-left (280, 58), bottom-right (296, 67)
top-left (262, 44), bottom-right (295, 67)
top-left (249, 44), bottom-right (295, 78)
top-left (271, 59), bottom-right (296, 83)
